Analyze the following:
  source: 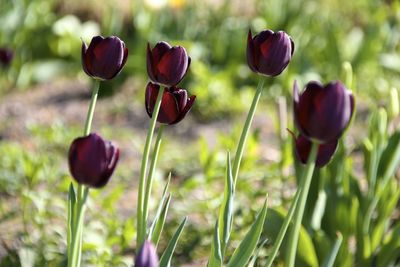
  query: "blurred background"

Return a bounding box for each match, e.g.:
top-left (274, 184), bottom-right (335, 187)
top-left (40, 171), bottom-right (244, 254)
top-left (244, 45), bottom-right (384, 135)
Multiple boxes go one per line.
top-left (0, 0), bottom-right (399, 266)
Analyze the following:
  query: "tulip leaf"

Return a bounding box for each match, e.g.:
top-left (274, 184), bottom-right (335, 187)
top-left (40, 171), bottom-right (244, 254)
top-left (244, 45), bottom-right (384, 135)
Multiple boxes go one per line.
top-left (67, 183), bottom-right (76, 250)
top-left (208, 219), bottom-right (223, 267)
top-left (218, 151), bottom-right (234, 253)
top-left (264, 189), bottom-right (301, 267)
top-left (148, 174), bottom-right (171, 247)
top-left (159, 217), bottom-right (187, 267)
top-left (377, 131), bottom-right (400, 184)
top-left (149, 195), bottom-right (171, 248)
top-left (226, 197), bottom-right (268, 267)
top-left (321, 232), bottom-right (343, 267)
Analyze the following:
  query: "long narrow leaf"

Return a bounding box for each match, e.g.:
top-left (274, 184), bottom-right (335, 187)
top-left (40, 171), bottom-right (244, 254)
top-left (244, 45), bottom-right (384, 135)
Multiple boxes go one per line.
top-left (159, 217), bottom-right (187, 267)
top-left (218, 151), bottom-right (234, 253)
top-left (208, 219), bottom-right (223, 267)
top-left (226, 197), bottom-right (268, 267)
top-left (148, 174), bottom-right (171, 246)
top-left (321, 232), bottom-right (343, 267)
top-left (264, 189), bottom-right (301, 267)
top-left (67, 183), bottom-right (76, 258)
top-left (248, 238), bottom-right (269, 267)
top-left (149, 195), bottom-right (171, 247)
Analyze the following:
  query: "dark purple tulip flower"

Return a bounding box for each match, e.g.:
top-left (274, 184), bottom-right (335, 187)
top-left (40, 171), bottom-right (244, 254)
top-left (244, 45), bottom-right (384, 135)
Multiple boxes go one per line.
top-left (247, 29), bottom-right (294, 76)
top-left (81, 36), bottom-right (128, 80)
top-left (0, 48), bottom-right (13, 67)
top-left (135, 240), bottom-right (159, 267)
top-left (295, 134), bottom-right (338, 167)
top-left (145, 82), bottom-right (196, 124)
top-left (147, 41), bottom-right (191, 87)
top-left (293, 80), bottom-right (355, 144)
top-left (68, 133), bottom-right (119, 188)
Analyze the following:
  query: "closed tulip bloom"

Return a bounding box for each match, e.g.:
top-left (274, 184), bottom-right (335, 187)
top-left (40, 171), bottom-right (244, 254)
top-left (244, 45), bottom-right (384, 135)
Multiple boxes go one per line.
top-left (147, 41), bottom-right (190, 87)
top-left (295, 134), bottom-right (338, 167)
top-left (145, 82), bottom-right (196, 124)
top-left (135, 240), bottom-right (159, 267)
top-left (81, 36), bottom-right (128, 80)
top-left (68, 133), bottom-right (119, 188)
top-left (247, 29), bottom-right (294, 76)
top-left (0, 48), bottom-right (13, 67)
top-left (293, 80), bottom-right (355, 144)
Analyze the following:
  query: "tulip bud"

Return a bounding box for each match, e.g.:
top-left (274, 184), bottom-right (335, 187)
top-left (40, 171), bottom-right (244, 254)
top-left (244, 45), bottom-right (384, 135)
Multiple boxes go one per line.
top-left (81, 36), bottom-right (128, 80)
top-left (247, 29), bottom-right (294, 76)
top-left (295, 134), bottom-right (338, 167)
top-left (293, 80), bottom-right (355, 144)
top-left (135, 240), bottom-right (159, 267)
top-left (68, 133), bottom-right (119, 188)
top-left (145, 82), bottom-right (196, 124)
top-left (0, 48), bottom-right (13, 67)
top-left (147, 41), bottom-right (191, 87)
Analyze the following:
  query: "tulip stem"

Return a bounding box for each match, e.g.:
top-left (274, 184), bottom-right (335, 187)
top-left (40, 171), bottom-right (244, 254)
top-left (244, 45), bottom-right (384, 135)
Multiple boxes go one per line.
top-left (232, 78), bottom-right (265, 187)
top-left (68, 80), bottom-right (100, 267)
top-left (143, 124), bottom-right (164, 238)
top-left (137, 87), bottom-right (164, 247)
top-left (285, 141), bottom-right (318, 267)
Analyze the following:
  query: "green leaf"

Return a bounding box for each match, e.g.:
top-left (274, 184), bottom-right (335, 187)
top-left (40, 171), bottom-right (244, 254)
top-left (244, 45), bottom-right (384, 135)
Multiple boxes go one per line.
top-left (208, 219), bottom-right (223, 267)
top-left (159, 217), bottom-right (187, 267)
top-left (377, 131), bottom-right (400, 184)
top-left (148, 174), bottom-right (171, 247)
top-left (264, 208), bottom-right (318, 267)
top-left (265, 189), bottom-right (301, 267)
top-left (226, 197), bottom-right (268, 267)
top-left (149, 195), bottom-right (171, 248)
top-left (67, 183), bottom-right (76, 251)
top-left (321, 232), bottom-right (343, 267)
top-left (218, 151), bottom-right (234, 252)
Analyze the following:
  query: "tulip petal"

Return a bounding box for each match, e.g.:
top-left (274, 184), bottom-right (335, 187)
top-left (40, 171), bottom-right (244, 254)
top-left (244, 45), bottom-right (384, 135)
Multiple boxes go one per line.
top-left (156, 46), bottom-right (189, 86)
top-left (172, 95), bottom-right (196, 124)
top-left (294, 81), bottom-right (354, 143)
top-left (145, 82), bottom-right (161, 117)
top-left (247, 30), bottom-right (259, 73)
top-left (295, 134), bottom-right (338, 167)
top-left (68, 133), bottom-right (119, 188)
top-left (158, 90), bottom-right (180, 124)
top-left (90, 36), bottom-right (125, 80)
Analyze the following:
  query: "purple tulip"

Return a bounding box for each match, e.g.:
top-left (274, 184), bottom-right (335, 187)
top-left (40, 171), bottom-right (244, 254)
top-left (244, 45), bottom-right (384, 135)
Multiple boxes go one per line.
top-left (147, 41), bottom-right (191, 87)
top-left (0, 48), bottom-right (13, 67)
top-left (293, 80), bottom-right (355, 144)
top-left (294, 134), bottom-right (338, 167)
top-left (68, 133), bottom-right (119, 188)
top-left (145, 82), bottom-right (196, 125)
top-left (81, 36), bottom-right (128, 80)
top-left (135, 240), bottom-right (159, 267)
top-left (247, 29), bottom-right (294, 76)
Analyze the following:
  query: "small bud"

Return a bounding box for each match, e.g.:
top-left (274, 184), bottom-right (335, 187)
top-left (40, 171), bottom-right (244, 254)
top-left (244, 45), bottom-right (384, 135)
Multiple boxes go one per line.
top-left (135, 240), bottom-right (159, 267)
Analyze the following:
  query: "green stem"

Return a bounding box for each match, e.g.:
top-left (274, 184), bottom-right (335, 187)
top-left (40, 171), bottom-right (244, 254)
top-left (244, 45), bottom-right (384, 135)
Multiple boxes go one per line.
top-left (285, 142), bottom-right (318, 267)
top-left (68, 80), bottom-right (100, 267)
top-left (232, 78), bottom-right (265, 187)
top-left (143, 125), bottom-right (164, 238)
top-left (137, 87), bottom-right (164, 247)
